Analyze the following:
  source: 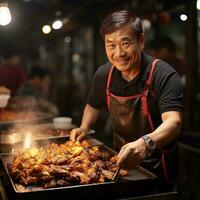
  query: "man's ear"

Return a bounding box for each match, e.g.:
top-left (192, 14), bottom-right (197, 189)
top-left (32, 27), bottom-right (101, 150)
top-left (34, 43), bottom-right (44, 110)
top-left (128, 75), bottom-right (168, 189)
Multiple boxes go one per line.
top-left (139, 33), bottom-right (145, 50)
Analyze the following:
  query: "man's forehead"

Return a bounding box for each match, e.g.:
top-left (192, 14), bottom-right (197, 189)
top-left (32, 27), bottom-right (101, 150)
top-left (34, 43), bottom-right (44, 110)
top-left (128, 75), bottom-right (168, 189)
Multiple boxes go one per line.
top-left (105, 26), bottom-right (135, 42)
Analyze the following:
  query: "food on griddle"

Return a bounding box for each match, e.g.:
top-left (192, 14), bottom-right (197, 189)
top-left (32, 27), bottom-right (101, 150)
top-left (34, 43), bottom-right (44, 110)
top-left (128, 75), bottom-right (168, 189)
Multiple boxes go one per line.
top-left (0, 109), bottom-right (36, 121)
top-left (7, 140), bottom-right (128, 188)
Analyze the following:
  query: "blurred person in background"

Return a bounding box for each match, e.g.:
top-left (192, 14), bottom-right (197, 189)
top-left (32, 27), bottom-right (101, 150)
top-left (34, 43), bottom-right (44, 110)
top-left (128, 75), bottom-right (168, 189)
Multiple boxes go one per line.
top-left (70, 10), bottom-right (183, 191)
top-left (16, 65), bottom-right (59, 115)
top-left (154, 36), bottom-right (187, 87)
top-left (0, 45), bottom-right (27, 95)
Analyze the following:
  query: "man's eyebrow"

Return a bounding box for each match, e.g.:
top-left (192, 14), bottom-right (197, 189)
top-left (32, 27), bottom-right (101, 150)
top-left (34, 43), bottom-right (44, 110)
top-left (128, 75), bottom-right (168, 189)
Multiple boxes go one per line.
top-left (120, 37), bottom-right (133, 41)
top-left (105, 37), bottom-right (133, 43)
top-left (105, 39), bottom-right (114, 43)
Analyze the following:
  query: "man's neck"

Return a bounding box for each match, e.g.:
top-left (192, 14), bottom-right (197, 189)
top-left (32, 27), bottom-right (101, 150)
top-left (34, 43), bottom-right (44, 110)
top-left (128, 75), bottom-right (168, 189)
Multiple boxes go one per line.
top-left (121, 65), bottom-right (140, 82)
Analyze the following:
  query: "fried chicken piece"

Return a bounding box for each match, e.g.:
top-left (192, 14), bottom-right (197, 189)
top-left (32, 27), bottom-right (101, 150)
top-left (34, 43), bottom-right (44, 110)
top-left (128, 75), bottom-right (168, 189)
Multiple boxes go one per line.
top-left (110, 154), bottom-right (118, 163)
top-left (19, 175), bottom-right (39, 185)
top-left (86, 163), bottom-right (100, 183)
top-left (119, 169), bottom-right (128, 176)
top-left (44, 179), bottom-right (57, 188)
top-left (50, 154), bottom-right (68, 165)
top-left (101, 169), bottom-right (115, 180)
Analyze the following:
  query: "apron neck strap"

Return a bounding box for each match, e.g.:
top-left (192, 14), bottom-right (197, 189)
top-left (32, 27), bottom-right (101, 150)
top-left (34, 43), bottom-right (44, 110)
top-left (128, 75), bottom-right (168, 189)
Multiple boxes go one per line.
top-left (106, 65), bottom-right (115, 110)
top-left (145, 59), bottom-right (159, 86)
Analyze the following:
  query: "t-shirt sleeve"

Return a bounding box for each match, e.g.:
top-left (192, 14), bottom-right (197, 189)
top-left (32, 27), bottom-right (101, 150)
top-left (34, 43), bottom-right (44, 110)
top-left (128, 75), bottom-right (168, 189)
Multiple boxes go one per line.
top-left (153, 62), bottom-right (184, 114)
top-left (87, 65), bottom-right (109, 109)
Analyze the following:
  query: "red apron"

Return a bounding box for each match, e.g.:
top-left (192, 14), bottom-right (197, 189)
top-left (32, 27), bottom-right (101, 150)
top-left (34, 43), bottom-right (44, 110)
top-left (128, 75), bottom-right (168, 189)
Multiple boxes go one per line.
top-left (106, 59), bottom-right (177, 184)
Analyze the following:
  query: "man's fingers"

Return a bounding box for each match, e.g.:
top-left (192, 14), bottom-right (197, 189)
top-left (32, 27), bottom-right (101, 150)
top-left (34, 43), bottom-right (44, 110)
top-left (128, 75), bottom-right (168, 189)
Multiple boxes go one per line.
top-left (118, 144), bottom-right (127, 158)
top-left (70, 128), bottom-right (87, 141)
top-left (70, 133), bottom-right (75, 141)
top-left (77, 132), bottom-right (85, 141)
top-left (117, 148), bottom-right (130, 167)
top-left (70, 129), bottom-right (78, 141)
top-left (118, 149), bottom-right (124, 159)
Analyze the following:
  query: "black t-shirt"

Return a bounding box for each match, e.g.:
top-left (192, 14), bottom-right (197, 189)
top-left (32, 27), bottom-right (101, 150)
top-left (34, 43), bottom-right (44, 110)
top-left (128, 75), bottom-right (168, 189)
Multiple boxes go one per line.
top-left (87, 52), bottom-right (183, 125)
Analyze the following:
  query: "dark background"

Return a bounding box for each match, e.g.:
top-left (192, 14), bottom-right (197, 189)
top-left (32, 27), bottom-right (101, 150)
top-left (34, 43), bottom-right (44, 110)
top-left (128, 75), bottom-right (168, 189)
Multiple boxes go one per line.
top-left (0, 0), bottom-right (200, 199)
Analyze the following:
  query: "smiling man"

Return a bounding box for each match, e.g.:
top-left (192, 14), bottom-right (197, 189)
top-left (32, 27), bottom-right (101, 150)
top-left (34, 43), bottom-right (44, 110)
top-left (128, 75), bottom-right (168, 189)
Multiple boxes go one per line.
top-left (70, 10), bottom-right (183, 189)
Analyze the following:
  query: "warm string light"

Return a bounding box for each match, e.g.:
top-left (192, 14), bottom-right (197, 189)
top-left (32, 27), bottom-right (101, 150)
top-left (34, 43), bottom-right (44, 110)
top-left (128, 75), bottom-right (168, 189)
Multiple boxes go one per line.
top-left (52, 20), bottom-right (63, 30)
top-left (180, 14), bottom-right (187, 22)
top-left (42, 25), bottom-right (51, 34)
top-left (197, 0), bottom-right (200, 10)
top-left (42, 17), bottom-right (69, 35)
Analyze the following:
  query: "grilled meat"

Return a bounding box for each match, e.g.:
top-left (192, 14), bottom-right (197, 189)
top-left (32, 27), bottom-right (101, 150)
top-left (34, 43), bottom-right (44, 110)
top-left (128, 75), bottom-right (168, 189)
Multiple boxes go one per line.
top-left (8, 140), bottom-right (128, 188)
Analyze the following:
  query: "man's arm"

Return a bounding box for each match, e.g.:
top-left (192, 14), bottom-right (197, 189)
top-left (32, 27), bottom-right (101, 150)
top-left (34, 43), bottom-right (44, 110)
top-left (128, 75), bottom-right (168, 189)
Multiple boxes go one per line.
top-left (70, 104), bottom-right (101, 141)
top-left (148, 111), bottom-right (182, 148)
top-left (117, 111), bottom-right (182, 167)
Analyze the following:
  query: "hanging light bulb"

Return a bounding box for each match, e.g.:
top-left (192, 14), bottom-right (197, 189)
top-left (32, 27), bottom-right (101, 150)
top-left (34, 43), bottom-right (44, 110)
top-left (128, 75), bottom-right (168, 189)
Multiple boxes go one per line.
top-left (197, 0), bottom-right (200, 10)
top-left (52, 20), bottom-right (63, 30)
top-left (42, 25), bottom-right (51, 34)
top-left (0, 2), bottom-right (12, 26)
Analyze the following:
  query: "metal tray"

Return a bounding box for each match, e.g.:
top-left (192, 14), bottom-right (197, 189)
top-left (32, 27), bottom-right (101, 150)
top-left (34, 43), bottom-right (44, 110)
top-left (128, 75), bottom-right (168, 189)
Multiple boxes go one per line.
top-left (0, 137), bottom-right (157, 200)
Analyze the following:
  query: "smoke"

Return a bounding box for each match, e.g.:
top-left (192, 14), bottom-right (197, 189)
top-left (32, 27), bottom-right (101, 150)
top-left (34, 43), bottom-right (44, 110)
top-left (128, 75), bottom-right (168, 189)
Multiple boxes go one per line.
top-left (1, 122), bottom-right (54, 153)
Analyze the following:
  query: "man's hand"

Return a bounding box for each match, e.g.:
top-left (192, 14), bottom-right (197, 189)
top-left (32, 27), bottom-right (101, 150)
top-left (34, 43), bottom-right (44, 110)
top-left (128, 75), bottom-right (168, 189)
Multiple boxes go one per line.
top-left (70, 127), bottom-right (88, 142)
top-left (117, 138), bottom-right (148, 167)
top-left (70, 104), bottom-right (100, 142)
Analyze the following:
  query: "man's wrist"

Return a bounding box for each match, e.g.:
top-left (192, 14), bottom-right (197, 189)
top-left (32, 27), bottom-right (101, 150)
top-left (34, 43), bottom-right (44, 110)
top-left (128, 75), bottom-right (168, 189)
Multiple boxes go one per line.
top-left (141, 135), bottom-right (156, 156)
top-left (80, 126), bottom-right (89, 132)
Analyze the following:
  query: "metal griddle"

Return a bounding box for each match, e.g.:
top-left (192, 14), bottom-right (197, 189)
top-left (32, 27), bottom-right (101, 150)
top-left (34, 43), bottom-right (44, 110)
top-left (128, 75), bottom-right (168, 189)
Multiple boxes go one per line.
top-left (0, 137), bottom-right (157, 200)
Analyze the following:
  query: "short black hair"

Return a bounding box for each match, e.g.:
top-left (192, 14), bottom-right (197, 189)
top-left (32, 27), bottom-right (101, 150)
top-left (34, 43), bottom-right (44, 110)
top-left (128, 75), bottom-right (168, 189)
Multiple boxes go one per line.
top-left (100, 10), bottom-right (143, 40)
top-left (29, 66), bottom-right (49, 79)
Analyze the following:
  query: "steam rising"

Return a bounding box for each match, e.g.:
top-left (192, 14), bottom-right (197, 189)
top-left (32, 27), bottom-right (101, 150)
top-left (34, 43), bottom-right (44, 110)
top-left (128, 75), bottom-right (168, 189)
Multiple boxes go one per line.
top-left (4, 122), bottom-right (53, 153)
top-left (24, 131), bottom-right (32, 149)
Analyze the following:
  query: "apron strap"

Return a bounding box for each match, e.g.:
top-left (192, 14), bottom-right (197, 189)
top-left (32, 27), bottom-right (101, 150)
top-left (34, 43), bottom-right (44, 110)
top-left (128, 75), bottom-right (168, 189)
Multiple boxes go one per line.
top-left (106, 65), bottom-right (114, 111)
top-left (146, 59), bottom-right (159, 86)
top-left (141, 59), bottom-right (159, 130)
top-left (161, 139), bottom-right (177, 184)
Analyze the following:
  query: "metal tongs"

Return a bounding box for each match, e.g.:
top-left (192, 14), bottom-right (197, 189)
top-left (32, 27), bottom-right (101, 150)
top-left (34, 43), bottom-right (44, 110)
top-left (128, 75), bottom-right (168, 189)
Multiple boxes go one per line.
top-left (112, 167), bottom-right (120, 182)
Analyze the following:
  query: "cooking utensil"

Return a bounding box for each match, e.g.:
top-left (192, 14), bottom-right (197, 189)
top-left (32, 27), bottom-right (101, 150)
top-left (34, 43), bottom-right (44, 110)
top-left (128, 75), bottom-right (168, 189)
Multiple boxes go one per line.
top-left (112, 167), bottom-right (121, 182)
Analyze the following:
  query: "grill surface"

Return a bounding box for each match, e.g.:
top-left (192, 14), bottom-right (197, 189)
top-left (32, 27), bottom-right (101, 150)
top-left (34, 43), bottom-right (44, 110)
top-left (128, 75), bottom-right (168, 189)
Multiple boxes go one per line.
top-left (0, 137), bottom-right (157, 199)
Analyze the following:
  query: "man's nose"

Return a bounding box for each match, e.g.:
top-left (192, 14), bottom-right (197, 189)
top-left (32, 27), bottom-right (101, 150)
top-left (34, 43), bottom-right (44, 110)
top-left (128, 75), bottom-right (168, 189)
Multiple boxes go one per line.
top-left (115, 45), bottom-right (125, 57)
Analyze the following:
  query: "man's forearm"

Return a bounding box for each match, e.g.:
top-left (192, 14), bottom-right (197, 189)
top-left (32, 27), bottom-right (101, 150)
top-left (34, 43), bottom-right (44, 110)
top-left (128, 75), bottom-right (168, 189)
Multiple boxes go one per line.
top-left (80, 104), bottom-right (101, 130)
top-left (148, 111), bottom-right (182, 148)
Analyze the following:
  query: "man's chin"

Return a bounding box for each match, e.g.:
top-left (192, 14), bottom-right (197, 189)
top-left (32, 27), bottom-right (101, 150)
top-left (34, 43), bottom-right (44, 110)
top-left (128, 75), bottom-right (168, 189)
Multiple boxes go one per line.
top-left (114, 64), bottom-right (130, 72)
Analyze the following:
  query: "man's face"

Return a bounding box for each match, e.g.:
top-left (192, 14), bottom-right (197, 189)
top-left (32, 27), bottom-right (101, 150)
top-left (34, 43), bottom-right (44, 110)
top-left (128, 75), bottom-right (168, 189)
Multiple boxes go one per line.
top-left (105, 25), bottom-right (144, 72)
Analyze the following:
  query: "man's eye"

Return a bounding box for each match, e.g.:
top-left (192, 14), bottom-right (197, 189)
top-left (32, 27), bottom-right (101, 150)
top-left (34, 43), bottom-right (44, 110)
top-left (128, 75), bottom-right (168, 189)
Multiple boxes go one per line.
top-left (122, 42), bottom-right (130, 47)
top-left (107, 44), bottom-right (115, 48)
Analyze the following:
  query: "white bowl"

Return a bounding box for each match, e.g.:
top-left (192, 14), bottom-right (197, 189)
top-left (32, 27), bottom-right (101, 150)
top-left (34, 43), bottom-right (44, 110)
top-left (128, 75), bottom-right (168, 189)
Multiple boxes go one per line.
top-left (0, 94), bottom-right (10, 108)
top-left (53, 117), bottom-right (72, 129)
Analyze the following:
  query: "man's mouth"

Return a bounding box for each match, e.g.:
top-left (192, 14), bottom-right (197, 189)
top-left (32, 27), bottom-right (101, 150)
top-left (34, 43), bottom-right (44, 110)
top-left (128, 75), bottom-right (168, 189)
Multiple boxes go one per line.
top-left (116, 58), bottom-right (129, 64)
